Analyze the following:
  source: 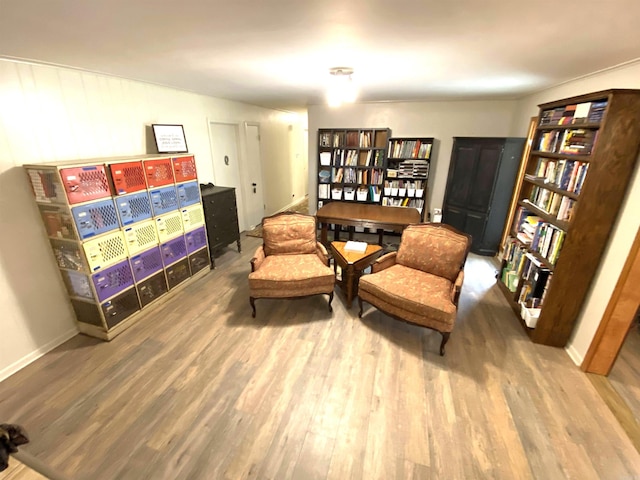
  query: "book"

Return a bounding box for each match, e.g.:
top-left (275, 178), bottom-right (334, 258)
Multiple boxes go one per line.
top-left (573, 102), bottom-right (591, 123)
top-left (344, 241), bottom-right (367, 253)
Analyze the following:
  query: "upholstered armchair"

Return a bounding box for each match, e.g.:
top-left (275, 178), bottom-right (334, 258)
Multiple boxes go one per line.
top-left (357, 223), bottom-right (472, 355)
top-left (249, 212), bottom-right (335, 317)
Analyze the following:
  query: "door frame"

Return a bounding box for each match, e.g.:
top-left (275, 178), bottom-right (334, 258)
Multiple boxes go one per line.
top-left (242, 121), bottom-right (265, 229)
top-left (207, 120), bottom-right (247, 231)
top-left (581, 226), bottom-right (640, 375)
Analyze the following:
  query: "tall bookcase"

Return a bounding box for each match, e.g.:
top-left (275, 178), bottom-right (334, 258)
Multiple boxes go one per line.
top-left (497, 89), bottom-right (640, 347)
top-left (384, 137), bottom-right (434, 220)
top-left (24, 154), bottom-right (210, 341)
top-left (317, 128), bottom-right (390, 209)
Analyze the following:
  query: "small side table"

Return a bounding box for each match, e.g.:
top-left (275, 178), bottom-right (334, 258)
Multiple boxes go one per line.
top-left (330, 242), bottom-right (383, 308)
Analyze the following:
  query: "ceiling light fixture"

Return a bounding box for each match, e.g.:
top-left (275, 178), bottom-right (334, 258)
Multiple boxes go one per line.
top-left (327, 67), bottom-right (357, 108)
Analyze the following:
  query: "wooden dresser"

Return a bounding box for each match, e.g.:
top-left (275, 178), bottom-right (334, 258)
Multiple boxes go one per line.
top-left (200, 184), bottom-right (241, 262)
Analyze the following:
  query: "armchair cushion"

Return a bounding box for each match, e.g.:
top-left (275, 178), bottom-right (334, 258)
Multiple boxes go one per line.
top-left (263, 214), bottom-right (317, 256)
top-left (249, 253), bottom-right (334, 298)
top-left (396, 225), bottom-right (469, 282)
top-left (358, 264), bottom-right (456, 332)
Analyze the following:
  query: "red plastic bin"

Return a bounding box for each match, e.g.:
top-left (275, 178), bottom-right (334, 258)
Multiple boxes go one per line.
top-left (60, 165), bottom-right (112, 204)
top-left (144, 158), bottom-right (175, 188)
top-left (109, 161), bottom-right (146, 195)
top-left (172, 155), bottom-right (198, 182)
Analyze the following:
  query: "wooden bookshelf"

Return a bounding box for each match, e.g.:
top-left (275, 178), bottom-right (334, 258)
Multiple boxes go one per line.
top-left (317, 128), bottom-right (391, 209)
top-left (383, 137), bottom-right (434, 221)
top-left (497, 89), bottom-right (640, 347)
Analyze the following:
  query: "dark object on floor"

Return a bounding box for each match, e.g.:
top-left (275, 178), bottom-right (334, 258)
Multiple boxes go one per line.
top-left (0, 423), bottom-right (29, 471)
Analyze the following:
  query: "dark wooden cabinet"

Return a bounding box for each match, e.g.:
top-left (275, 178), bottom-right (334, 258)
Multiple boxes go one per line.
top-left (443, 137), bottom-right (525, 255)
top-left (200, 184), bottom-right (241, 261)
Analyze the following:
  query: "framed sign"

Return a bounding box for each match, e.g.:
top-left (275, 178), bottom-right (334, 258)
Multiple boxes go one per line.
top-left (152, 124), bottom-right (188, 154)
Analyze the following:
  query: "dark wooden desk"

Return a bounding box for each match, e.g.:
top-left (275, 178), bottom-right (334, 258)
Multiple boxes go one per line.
top-left (316, 202), bottom-right (421, 246)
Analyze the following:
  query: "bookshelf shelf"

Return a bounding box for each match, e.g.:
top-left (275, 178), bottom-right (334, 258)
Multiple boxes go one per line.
top-left (498, 89), bottom-right (640, 347)
top-left (317, 128), bottom-right (390, 209)
top-left (382, 137), bottom-right (434, 219)
top-left (523, 175), bottom-right (580, 200)
top-left (536, 123), bottom-right (601, 131)
top-left (531, 151), bottom-right (592, 162)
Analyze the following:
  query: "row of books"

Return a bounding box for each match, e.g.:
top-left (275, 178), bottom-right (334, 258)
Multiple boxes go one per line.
top-left (381, 197), bottom-right (424, 209)
top-left (332, 167), bottom-right (384, 185)
top-left (511, 209), bottom-right (566, 265)
top-left (383, 179), bottom-right (424, 190)
top-left (518, 253), bottom-right (552, 308)
top-left (532, 158), bottom-right (589, 194)
top-left (529, 223), bottom-right (565, 265)
top-left (388, 140), bottom-right (432, 159)
top-left (539, 100), bottom-right (608, 126)
top-left (319, 130), bottom-right (389, 149)
top-left (501, 240), bottom-right (528, 292)
top-left (515, 214), bottom-right (540, 245)
top-left (537, 128), bottom-right (597, 155)
top-left (527, 187), bottom-right (575, 221)
top-left (320, 149), bottom-right (385, 167)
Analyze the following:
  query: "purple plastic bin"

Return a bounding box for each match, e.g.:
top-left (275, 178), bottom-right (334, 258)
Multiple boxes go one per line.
top-left (161, 236), bottom-right (188, 266)
top-left (185, 226), bottom-right (208, 254)
top-left (129, 246), bottom-right (164, 283)
top-left (91, 259), bottom-right (134, 302)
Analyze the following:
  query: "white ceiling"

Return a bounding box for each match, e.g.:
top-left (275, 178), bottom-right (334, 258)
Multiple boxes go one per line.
top-left (2, 0), bottom-right (640, 110)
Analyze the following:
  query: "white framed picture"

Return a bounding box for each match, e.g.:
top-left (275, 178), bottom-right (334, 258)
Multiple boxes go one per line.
top-left (152, 124), bottom-right (188, 153)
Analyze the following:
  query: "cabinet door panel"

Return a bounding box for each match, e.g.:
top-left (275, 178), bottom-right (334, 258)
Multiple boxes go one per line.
top-left (446, 146), bottom-right (476, 207)
top-left (465, 212), bottom-right (488, 253)
top-left (442, 206), bottom-right (467, 232)
top-left (467, 144), bottom-right (502, 212)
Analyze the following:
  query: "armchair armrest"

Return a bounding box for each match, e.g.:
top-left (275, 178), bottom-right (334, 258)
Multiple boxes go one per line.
top-left (451, 270), bottom-right (464, 305)
top-left (316, 242), bottom-right (330, 266)
top-left (250, 245), bottom-right (266, 272)
top-left (372, 251), bottom-right (398, 273)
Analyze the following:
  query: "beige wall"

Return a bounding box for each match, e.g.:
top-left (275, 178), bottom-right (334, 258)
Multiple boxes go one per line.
top-left (0, 59), bottom-right (307, 380)
top-left (307, 100), bottom-right (520, 219)
top-left (510, 61), bottom-right (640, 365)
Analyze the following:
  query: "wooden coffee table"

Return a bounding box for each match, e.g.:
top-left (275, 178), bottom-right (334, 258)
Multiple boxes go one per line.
top-left (330, 241), bottom-right (383, 308)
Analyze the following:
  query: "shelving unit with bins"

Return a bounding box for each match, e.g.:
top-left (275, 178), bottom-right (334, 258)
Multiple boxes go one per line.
top-left (383, 137), bottom-right (434, 220)
top-left (497, 89), bottom-right (640, 347)
top-left (24, 154), bottom-right (210, 341)
top-left (317, 128), bottom-right (390, 209)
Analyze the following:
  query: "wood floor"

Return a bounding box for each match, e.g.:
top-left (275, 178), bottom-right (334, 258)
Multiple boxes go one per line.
top-left (1, 233), bottom-right (640, 479)
top-left (609, 319), bottom-right (640, 423)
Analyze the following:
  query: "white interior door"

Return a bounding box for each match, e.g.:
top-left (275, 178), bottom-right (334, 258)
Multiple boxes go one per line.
top-left (208, 122), bottom-right (247, 231)
top-left (244, 123), bottom-right (265, 228)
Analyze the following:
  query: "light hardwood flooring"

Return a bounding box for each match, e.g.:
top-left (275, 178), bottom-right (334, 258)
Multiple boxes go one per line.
top-left (609, 318), bottom-right (640, 424)
top-left (1, 233), bottom-right (640, 479)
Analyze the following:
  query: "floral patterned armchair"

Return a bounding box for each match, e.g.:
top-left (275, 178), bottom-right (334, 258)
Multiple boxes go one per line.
top-left (249, 212), bottom-right (335, 317)
top-left (357, 223), bottom-right (471, 355)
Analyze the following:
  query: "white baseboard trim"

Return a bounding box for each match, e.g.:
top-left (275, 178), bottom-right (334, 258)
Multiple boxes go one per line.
top-left (565, 343), bottom-right (584, 367)
top-left (0, 327), bottom-right (78, 382)
top-left (276, 196), bottom-right (308, 214)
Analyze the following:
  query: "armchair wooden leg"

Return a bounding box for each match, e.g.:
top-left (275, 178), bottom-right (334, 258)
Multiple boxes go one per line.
top-left (358, 296), bottom-right (364, 318)
top-left (250, 297), bottom-right (256, 318)
top-left (328, 292), bottom-right (334, 313)
top-left (440, 332), bottom-right (450, 356)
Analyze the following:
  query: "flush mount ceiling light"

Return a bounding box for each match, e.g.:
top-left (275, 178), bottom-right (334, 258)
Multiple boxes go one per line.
top-left (327, 67), bottom-right (357, 107)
